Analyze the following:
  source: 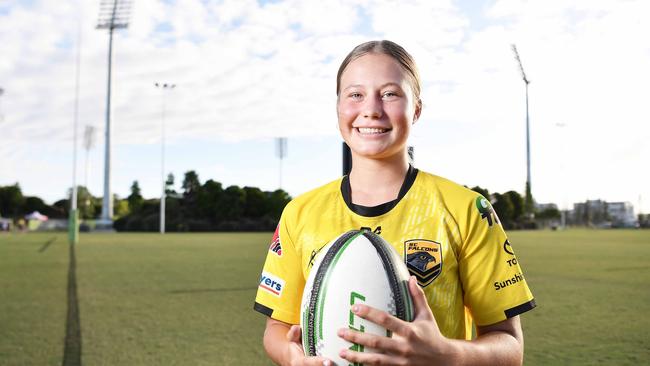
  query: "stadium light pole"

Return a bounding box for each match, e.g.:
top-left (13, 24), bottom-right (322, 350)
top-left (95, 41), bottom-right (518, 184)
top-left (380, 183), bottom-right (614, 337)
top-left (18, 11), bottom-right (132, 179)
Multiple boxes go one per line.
top-left (69, 8), bottom-right (83, 245)
top-left (276, 137), bottom-right (287, 189)
top-left (155, 82), bottom-right (175, 234)
top-left (555, 122), bottom-right (568, 229)
top-left (0, 87), bottom-right (4, 123)
top-left (511, 44), bottom-right (534, 219)
top-left (83, 125), bottom-right (97, 189)
top-left (96, 0), bottom-right (132, 230)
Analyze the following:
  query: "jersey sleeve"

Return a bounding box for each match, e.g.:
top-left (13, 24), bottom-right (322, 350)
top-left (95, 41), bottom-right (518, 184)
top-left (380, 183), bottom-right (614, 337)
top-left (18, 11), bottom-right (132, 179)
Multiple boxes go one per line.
top-left (458, 195), bottom-right (536, 326)
top-left (253, 208), bottom-right (305, 324)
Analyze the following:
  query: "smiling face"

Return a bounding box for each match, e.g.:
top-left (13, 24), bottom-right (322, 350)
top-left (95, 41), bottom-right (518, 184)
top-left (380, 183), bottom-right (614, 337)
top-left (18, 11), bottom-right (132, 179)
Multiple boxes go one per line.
top-left (337, 53), bottom-right (421, 161)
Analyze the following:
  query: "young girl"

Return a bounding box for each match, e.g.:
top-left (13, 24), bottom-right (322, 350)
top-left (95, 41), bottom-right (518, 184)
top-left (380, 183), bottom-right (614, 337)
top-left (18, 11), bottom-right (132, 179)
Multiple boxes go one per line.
top-left (254, 40), bottom-right (535, 366)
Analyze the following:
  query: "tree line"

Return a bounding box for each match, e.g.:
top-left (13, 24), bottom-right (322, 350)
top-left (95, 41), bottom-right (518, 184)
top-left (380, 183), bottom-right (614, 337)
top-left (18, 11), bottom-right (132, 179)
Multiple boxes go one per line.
top-left (117, 171), bottom-right (291, 232)
top-left (469, 186), bottom-right (560, 230)
top-left (0, 170), bottom-right (291, 232)
top-left (1, 177), bottom-right (563, 232)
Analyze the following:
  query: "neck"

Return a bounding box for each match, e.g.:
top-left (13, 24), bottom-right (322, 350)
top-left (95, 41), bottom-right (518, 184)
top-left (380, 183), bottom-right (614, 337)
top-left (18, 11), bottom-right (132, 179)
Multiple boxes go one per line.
top-left (348, 151), bottom-right (409, 206)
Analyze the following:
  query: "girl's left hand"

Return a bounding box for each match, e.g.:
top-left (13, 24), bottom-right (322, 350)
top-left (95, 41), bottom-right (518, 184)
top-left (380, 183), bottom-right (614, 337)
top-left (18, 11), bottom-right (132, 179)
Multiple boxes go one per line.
top-left (337, 276), bottom-right (458, 366)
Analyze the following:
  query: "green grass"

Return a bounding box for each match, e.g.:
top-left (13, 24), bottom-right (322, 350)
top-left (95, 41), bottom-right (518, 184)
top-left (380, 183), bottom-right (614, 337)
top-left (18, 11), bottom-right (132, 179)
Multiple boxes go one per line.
top-left (1, 230), bottom-right (649, 365)
top-left (510, 230), bottom-right (650, 365)
top-left (0, 234), bottom-right (68, 366)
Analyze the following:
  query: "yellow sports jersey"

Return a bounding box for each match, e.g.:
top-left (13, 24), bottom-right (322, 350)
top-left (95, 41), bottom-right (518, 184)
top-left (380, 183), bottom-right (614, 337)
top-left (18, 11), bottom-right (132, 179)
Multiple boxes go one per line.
top-left (254, 166), bottom-right (535, 340)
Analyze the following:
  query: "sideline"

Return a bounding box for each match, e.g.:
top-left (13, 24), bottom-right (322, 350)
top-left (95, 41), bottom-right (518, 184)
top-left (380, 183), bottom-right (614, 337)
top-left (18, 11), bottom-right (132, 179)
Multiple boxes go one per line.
top-left (38, 237), bottom-right (57, 253)
top-left (62, 240), bottom-right (82, 366)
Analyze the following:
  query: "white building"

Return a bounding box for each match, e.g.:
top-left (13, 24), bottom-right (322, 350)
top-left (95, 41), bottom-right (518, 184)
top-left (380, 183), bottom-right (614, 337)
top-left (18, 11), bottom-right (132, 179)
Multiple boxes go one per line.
top-left (607, 202), bottom-right (637, 228)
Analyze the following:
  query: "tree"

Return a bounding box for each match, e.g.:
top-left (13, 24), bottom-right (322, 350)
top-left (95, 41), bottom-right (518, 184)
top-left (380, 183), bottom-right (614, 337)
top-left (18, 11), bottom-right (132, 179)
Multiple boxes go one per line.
top-left (182, 171), bottom-right (201, 197)
top-left (267, 189), bottom-right (291, 219)
top-left (244, 186), bottom-right (267, 218)
top-left (492, 192), bottom-right (514, 227)
top-left (66, 186), bottom-right (97, 219)
top-left (127, 181), bottom-right (144, 213)
top-left (504, 190), bottom-right (524, 222)
top-left (471, 186), bottom-right (490, 200)
top-left (165, 173), bottom-right (176, 195)
top-left (218, 185), bottom-right (246, 221)
top-left (0, 183), bottom-right (25, 218)
top-left (524, 181), bottom-right (534, 218)
top-left (24, 196), bottom-right (48, 214)
top-left (198, 179), bottom-right (223, 221)
top-left (182, 171), bottom-right (202, 216)
top-left (537, 207), bottom-right (561, 220)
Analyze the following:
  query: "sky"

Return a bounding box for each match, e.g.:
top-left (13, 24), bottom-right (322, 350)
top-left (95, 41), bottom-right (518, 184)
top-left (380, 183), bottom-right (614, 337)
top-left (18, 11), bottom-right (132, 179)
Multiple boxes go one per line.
top-left (0, 0), bottom-right (649, 214)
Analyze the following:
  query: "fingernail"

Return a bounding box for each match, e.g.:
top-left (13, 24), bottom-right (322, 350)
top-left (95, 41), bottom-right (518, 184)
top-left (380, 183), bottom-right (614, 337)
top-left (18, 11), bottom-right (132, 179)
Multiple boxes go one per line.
top-left (337, 328), bottom-right (345, 337)
top-left (339, 350), bottom-right (347, 358)
top-left (352, 305), bottom-right (359, 313)
top-left (323, 361), bottom-right (330, 366)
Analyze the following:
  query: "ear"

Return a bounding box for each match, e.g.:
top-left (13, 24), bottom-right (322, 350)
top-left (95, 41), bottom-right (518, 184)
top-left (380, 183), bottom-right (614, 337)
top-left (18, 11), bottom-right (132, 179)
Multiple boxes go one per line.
top-left (412, 99), bottom-right (422, 124)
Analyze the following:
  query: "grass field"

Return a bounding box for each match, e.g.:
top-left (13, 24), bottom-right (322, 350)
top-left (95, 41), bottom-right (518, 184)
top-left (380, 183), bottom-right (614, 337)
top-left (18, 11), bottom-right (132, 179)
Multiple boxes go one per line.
top-left (1, 230), bottom-right (649, 365)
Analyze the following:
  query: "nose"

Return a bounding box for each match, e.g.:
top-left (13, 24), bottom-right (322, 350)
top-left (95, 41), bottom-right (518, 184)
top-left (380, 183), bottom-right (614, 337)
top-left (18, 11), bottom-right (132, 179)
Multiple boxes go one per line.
top-left (363, 94), bottom-right (383, 119)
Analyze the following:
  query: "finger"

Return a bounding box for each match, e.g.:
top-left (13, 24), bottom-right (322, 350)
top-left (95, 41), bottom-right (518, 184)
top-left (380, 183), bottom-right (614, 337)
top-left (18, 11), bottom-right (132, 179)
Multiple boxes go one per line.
top-left (351, 303), bottom-right (407, 334)
top-left (339, 348), bottom-right (398, 365)
top-left (286, 324), bottom-right (302, 343)
top-left (409, 276), bottom-right (433, 320)
top-left (304, 356), bottom-right (333, 366)
top-left (337, 328), bottom-right (402, 354)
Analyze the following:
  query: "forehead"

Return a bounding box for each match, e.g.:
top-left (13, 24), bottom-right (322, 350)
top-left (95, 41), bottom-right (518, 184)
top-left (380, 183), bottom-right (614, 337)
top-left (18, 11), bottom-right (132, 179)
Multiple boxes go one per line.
top-left (339, 53), bottom-right (409, 88)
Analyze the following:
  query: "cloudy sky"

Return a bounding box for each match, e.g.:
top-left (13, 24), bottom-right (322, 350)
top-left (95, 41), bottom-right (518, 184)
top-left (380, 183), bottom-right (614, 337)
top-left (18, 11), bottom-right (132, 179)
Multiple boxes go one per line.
top-left (1, 0), bottom-right (649, 214)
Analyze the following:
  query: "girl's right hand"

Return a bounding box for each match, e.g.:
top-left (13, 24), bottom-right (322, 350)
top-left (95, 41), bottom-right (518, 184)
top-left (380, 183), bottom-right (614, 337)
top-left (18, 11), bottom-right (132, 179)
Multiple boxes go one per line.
top-left (285, 324), bottom-right (332, 366)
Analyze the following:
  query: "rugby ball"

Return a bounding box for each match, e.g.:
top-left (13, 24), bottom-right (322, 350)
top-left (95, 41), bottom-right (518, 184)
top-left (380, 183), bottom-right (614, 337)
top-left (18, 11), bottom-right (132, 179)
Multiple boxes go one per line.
top-left (300, 230), bottom-right (414, 365)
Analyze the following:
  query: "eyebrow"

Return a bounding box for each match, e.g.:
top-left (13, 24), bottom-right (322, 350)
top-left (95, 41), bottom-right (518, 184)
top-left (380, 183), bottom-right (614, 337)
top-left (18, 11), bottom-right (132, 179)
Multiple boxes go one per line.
top-left (342, 82), bottom-right (403, 92)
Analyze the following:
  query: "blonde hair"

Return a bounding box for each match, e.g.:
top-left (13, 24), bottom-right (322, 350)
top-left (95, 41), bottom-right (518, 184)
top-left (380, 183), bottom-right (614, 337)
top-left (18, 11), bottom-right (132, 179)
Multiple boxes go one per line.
top-left (336, 40), bottom-right (422, 109)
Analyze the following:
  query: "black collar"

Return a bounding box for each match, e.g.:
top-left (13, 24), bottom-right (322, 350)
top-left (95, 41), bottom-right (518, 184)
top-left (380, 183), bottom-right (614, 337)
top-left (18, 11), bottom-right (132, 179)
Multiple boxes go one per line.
top-left (341, 165), bottom-right (418, 217)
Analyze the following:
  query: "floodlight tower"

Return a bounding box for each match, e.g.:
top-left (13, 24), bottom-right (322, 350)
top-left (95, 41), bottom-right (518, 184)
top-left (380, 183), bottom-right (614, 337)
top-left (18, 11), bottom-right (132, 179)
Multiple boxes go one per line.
top-left (69, 12), bottom-right (83, 245)
top-left (512, 44), bottom-right (534, 219)
top-left (0, 87), bottom-right (4, 123)
top-left (276, 137), bottom-right (287, 189)
top-left (155, 82), bottom-right (175, 234)
top-left (83, 125), bottom-right (97, 189)
top-left (96, 0), bottom-right (132, 228)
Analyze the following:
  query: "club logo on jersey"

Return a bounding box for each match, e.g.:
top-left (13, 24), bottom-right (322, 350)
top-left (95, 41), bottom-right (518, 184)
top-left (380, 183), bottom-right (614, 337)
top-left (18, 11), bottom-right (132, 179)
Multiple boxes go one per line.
top-left (404, 239), bottom-right (442, 287)
top-left (258, 271), bottom-right (285, 297)
top-left (269, 225), bottom-right (282, 257)
top-left (476, 196), bottom-right (499, 227)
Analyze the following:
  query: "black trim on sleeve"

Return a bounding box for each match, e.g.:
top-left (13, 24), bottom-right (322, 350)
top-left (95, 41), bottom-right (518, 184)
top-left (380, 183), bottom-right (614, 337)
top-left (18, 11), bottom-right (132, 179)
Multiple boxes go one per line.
top-left (253, 302), bottom-right (274, 317)
top-left (341, 164), bottom-right (419, 217)
top-left (504, 299), bottom-right (536, 319)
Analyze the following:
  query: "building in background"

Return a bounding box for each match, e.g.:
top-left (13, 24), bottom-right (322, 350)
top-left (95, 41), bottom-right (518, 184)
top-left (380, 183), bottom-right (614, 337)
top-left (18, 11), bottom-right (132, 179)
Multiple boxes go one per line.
top-left (606, 202), bottom-right (637, 228)
top-left (570, 200), bottom-right (638, 228)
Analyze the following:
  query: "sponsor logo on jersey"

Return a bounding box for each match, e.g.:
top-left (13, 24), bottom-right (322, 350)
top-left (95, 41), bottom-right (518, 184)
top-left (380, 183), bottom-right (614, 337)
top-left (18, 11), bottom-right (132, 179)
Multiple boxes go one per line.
top-left (476, 196), bottom-right (499, 227)
top-left (404, 239), bottom-right (442, 287)
top-left (269, 225), bottom-right (282, 257)
top-left (503, 239), bottom-right (520, 267)
top-left (308, 244), bottom-right (326, 269)
top-left (360, 226), bottom-right (382, 235)
top-left (259, 271), bottom-right (285, 297)
top-left (494, 272), bottom-right (524, 291)
top-left (503, 239), bottom-right (514, 255)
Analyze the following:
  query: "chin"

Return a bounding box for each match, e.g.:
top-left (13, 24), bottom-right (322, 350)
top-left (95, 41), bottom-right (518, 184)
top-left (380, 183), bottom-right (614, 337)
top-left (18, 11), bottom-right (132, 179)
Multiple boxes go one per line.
top-left (351, 147), bottom-right (398, 160)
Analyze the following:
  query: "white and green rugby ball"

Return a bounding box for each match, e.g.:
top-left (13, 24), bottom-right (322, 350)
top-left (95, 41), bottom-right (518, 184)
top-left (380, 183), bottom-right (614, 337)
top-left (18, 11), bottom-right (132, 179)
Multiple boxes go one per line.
top-left (300, 230), bottom-right (414, 365)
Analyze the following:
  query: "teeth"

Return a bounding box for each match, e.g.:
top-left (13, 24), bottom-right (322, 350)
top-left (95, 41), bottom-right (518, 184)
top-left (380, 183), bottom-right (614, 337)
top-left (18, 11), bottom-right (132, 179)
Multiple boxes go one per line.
top-left (358, 127), bottom-right (387, 134)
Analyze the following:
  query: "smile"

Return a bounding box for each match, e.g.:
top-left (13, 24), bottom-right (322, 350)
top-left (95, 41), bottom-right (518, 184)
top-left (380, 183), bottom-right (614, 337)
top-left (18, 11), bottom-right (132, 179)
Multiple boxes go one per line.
top-left (357, 127), bottom-right (390, 135)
